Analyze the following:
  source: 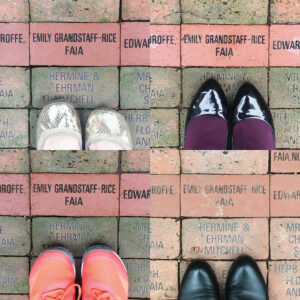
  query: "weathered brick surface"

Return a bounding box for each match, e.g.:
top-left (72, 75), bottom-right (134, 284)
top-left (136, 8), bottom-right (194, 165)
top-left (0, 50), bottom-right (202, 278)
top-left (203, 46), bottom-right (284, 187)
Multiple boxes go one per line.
top-left (181, 0), bottom-right (268, 24)
top-left (0, 217), bottom-right (30, 255)
top-left (32, 217), bottom-right (118, 257)
top-left (150, 175), bottom-right (180, 217)
top-left (270, 68), bottom-right (300, 109)
top-left (0, 68), bottom-right (30, 108)
top-left (0, 150), bottom-right (29, 174)
top-left (181, 150), bottom-right (269, 174)
top-left (120, 173), bottom-right (150, 216)
top-left (0, 174), bottom-right (29, 216)
top-left (271, 0), bottom-right (300, 24)
top-left (122, 0), bottom-right (149, 21)
top-left (31, 174), bottom-right (119, 216)
top-left (182, 68), bottom-right (268, 107)
top-left (182, 218), bottom-right (269, 260)
top-left (271, 150), bottom-right (300, 173)
top-left (30, 151), bottom-right (119, 174)
top-left (150, 0), bottom-right (180, 24)
top-left (121, 151), bottom-right (150, 173)
top-left (0, 24), bottom-right (29, 66)
top-left (150, 149), bottom-right (180, 174)
top-left (0, 296), bottom-right (29, 300)
top-left (0, 0), bottom-right (29, 22)
top-left (0, 257), bottom-right (28, 293)
top-left (32, 67), bottom-right (119, 108)
top-left (151, 109), bottom-right (179, 148)
top-left (30, 0), bottom-right (119, 22)
top-left (272, 109), bottom-right (300, 149)
top-left (271, 218), bottom-right (300, 259)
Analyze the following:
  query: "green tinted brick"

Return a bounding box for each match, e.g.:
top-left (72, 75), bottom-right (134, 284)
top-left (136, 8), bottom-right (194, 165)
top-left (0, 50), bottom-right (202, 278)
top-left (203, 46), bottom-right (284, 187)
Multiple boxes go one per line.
top-left (271, 0), bottom-right (300, 24)
top-left (30, 0), bottom-right (120, 22)
top-left (121, 151), bottom-right (150, 173)
top-left (32, 67), bottom-right (119, 109)
top-left (183, 68), bottom-right (268, 107)
top-left (0, 217), bottom-right (30, 256)
top-left (182, 0), bottom-right (268, 24)
top-left (0, 0), bottom-right (29, 22)
top-left (32, 217), bottom-right (118, 257)
top-left (180, 109), bottom-right (188, 148)
top-left (0, 109), bottom-right (28, 148)
top-left (0, 150), bottom-right (29, 173)
top-left (0, 296), bottom-right (28, 300)
top-left (0, 257), bottom-right (28, 293)
top-left (270, 68), bottom-right (300, 108)
top-left (150, 0), bottom-right (180, 24)
top-left (30, 150), bottom-right (119, 173)
top-left (151, 109), bottom-right (179, 147)
top-left (0, 68), bottom-right (30, 108)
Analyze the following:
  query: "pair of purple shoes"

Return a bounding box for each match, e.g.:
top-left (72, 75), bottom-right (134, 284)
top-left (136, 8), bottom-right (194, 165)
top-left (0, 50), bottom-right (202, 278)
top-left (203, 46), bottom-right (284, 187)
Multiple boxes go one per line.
top-left (184, 79), bottom-right (275, 150)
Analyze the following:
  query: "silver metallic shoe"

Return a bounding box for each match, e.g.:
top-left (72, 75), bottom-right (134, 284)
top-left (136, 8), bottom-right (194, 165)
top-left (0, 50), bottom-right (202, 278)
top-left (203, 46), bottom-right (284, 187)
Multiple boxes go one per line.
top-left (85, 109), bottom-right (133, 150)
top-left (36, 101), bottom-right (82, 150)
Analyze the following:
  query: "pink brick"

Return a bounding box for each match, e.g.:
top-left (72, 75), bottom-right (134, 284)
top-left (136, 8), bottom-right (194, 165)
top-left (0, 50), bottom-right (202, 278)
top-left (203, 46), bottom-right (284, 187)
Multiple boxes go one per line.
top-left (271, 150), bottom-right (300, 173)
top-left (120, 173), bottom-right (150, 216)
top-left (181, 25), bottom-right (268, 67)
top-left (150, 149), bottom-right (180, 175)
top-left (181, 174), bottom-right (269, 217)
top-left (270, 25), bottom-right (300, 66)
top-left (31, 174), bottom-right (119, 216)
top-left (30, 23), bottom-right (120, 66)
top-left (0, 174), bottom-right (29, 216)
top-left (0, 24), bottom-right (29, 66)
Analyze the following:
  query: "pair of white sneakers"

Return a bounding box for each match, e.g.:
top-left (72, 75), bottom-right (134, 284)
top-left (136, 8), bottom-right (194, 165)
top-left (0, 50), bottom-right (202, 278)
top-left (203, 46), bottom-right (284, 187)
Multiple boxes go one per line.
top-left (36, 102), bottom-right (133, 150)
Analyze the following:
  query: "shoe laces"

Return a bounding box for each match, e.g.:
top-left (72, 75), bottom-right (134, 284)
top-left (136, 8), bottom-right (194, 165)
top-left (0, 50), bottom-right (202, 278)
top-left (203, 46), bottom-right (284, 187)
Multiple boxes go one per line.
top-left (42, 284), bottom-right (82, 300)
top-left (91, 288), bottom-right (115, 300)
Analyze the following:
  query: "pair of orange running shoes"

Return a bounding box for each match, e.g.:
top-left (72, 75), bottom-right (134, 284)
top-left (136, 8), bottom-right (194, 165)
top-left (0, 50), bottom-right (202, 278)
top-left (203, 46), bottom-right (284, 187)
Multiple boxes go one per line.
top-left (30, 245), bottom-right (128, 300)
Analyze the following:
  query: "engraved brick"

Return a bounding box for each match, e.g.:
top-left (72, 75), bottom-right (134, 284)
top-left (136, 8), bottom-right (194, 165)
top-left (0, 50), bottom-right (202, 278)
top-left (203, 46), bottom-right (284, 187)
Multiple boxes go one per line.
top-left (0, 174), bottom-right (29, 216)
top-left (32, 217), bottom-right (118, 257)
top-left (181, 0), bottom-right (268, 24)
top-left (120, 174), bottom-right (150, 216)
top-left (0, 150), bottom-right (29, 173)
top-left (182, 25), bottom-right (268, 67)
top-left (180, 108), bottom-right (188, 147)
top-left (150, 67), bottom-right (181, 108)
top-left (181, 150), bottom-right (269, 174)
top-left (120, 67), bottom-right (151, 109)
top-left (31, 174), bottom-right (119, 216)
top-left (150, 149), bottom-right (180, 175)
top-left (181, 174), bottom-right (269, 217)
top-left (180, 260), bottom-right (267, 298)
top-left (0, 257), bottom-right (28, 293)
top-left (182, 218), bottom-right (269, 260)
top-left (271, 218), bottom-right (300, 259)
top-left (271, 175), bottom-right (300, 216)
top-left (271, 0), bottom-right (300, 23)
top-left (150, 175), bottom-right (180, 217)
top-left (269, 261), bottom-right (300, 299)
top-left (150, 25), bottom-right (180, 67)
top-left (270, 25), bottom-right (300, 66)
top-left (122, 0), bottom-right (149, 21)
top-left (121, 151), bottom-right (150, 173)
top-left (120, 110), bottom-right (150, 150)
top-left (0, 296), bottom-right (28, 300)
top-left (0, 217), bottom-right (30, 255)
top-left (0, 0), bottom-right (29, 22)
top-left (150, 0), bottom-right (180, 24)
top-left (30, 0), bottom-right (119, 22)
top-left (30, 23), bottom-right (120, 66)
top-left (270, 68), bottom-right (300, 108)
top-left (151, 109), bottom-right (179, 147)
top-left (124, 259), bottom-right (178, 299)
top-left (182, 68), bottom-right (268, 107)
top-left (0, 68), bottom-right (30, 108)
top-left (0, 24), bottom-right (29, 66)
top-left (0, 109), bottom-right (28, 148)
top-left (271, 150), bottom-right (300, 173)
top-left (119, 218), bottom-right (179, 259)
top-left (30, 150), bottom-right (119, 174)
top-left (272, 109), bottom-right (300, 148)
top-left (32, 67), bottom-right (119, 108)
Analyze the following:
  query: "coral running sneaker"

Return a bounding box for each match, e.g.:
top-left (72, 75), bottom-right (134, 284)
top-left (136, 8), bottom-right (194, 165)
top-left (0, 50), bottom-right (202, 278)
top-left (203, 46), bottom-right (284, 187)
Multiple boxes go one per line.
top-left (30, 247), bottom-right (81, 300)
top-left (81, 246), bottom-right (128, 300)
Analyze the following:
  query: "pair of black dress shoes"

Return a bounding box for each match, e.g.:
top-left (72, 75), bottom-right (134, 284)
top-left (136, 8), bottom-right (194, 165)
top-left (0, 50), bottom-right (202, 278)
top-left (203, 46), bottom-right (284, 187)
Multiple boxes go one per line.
top-left (179, 255), bottom-right (268, 300)
top-left (184, 79), bottom-right (275, 150)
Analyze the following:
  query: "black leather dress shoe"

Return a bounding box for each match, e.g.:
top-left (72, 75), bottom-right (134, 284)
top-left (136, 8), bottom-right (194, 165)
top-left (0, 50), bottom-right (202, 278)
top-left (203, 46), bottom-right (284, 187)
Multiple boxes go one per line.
top-left (231, 82), bottom-right (275, 149)
top-left (226, 256), bottom-right (268, 300)
top-left (178, 260), bottom-right (220, 300)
